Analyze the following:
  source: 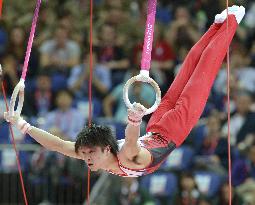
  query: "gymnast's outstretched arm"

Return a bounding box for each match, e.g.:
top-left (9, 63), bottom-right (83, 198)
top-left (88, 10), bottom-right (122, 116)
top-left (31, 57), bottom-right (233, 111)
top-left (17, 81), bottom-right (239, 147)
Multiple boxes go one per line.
top-left (4, 112), bottom-right (83, 160)
top-left (27, 126), bottom-right (82, 159)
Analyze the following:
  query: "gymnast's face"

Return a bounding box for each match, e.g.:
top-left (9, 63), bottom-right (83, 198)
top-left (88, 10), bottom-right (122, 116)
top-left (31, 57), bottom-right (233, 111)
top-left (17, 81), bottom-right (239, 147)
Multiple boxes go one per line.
top-left (78, 146), bottom-right (111, 171)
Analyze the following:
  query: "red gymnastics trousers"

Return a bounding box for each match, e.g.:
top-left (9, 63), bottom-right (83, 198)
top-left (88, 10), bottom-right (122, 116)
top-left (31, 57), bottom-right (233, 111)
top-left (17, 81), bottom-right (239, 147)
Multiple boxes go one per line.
top-left (146, 15), bottom-right (238, 147)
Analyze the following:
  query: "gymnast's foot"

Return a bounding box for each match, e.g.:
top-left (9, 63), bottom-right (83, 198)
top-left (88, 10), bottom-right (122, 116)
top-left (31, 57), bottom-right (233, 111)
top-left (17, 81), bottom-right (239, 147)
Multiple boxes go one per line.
top-left (214, 5), bottom-right (245, 24)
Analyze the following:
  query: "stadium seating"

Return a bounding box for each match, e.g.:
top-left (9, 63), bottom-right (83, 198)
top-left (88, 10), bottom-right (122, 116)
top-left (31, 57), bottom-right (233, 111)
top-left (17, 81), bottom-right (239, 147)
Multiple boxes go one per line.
top-left (194, 171), bottom-right (224, 198)
top-left (140, 172), bottom-right (178, 204)
top-left (161, 145), bottom-right (195, 171)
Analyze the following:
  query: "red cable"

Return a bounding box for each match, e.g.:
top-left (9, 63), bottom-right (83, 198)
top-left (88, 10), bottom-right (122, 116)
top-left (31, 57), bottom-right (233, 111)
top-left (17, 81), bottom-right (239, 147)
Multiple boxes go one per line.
top-left (86, 0), bottom-right (94, 204)
top-left (1, 83), bottom-right (28, 205)
top-left (226, 1), bottom-right (232, 205)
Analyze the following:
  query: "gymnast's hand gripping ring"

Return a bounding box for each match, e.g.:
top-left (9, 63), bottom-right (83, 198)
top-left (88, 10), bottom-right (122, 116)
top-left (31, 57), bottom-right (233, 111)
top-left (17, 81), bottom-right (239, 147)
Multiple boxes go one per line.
top-left (10, 79), bottom-right (25, 116)
top-left (123, 70), bottom-right (161, 115)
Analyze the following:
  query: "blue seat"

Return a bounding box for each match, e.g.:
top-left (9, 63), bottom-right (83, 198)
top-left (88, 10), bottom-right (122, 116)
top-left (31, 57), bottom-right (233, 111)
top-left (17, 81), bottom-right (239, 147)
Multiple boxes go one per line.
top-left (140, 172), bottom-right (177, 204)
top-left (194, 171), bottom-right (224, 198)
top-left (160, 145), bottom-right (195, 171)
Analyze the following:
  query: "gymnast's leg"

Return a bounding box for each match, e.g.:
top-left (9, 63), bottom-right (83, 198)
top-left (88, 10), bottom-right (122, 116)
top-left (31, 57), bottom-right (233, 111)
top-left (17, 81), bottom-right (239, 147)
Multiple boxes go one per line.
top-left (147, 12), bottom-right (243, 146)
top-left (147, 19), bottom-right (223, 127)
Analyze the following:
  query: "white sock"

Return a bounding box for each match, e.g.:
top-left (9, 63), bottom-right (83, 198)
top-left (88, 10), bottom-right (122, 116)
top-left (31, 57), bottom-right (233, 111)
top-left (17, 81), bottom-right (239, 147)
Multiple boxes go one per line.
top-left (214, 5), bottom-right (245, 24)
top-left (214, 13), bottom-right (227, 24)
top-left (229, 6), bottom-right (245, 24)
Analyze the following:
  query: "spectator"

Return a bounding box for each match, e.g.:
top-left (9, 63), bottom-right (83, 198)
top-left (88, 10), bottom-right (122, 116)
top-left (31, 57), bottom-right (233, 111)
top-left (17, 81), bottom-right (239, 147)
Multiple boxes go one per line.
top-left (94, 23), bottom-right (129, 86)
top-left (34, 5), bottom-right (57, 47)
top-left (197, 197), bottom-right (211, 205)
top-left (58, 9), bottom-right (84, 44)
top-left (214, 47), bottom-right (255, 95)
top-left (165, 6), bottom-right (200, 52)
top-left (1, 54), bottom-right (19, 96)
top-left (173, 172), bottom-right (202, 205)
top-left (215, 182), bottom-right (244, 205)
top-left (221, 90), bottom-right (255, 146)
top-left (190, 111), bottom-right (228, 173)
top-left (232, 142), bottom-right (255, 186)
top-left (7, 26), bottom-right (40, 79)
top-left (41, 90), bottom-right (85, 141)
top-left (23, 70), bottom-right (54, 117)
top-left (68, 51), bottom-right (111, 101)
top-left (40, 25), bottom-right (81, 75)
top-left (236, 176), bottom-right (255, 204)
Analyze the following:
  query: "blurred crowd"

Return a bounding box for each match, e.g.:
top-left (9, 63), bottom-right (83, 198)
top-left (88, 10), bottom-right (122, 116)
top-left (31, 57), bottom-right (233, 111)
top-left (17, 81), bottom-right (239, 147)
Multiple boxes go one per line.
top-left (0, 0), bottom-right (255, 204)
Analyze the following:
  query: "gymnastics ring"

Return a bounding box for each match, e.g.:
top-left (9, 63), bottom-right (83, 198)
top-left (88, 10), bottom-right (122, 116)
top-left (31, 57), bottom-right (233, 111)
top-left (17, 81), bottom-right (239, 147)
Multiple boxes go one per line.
top-left (10, 79), bottom-right (25, 116)
top-left (123, 70), bottom-right (161, 115)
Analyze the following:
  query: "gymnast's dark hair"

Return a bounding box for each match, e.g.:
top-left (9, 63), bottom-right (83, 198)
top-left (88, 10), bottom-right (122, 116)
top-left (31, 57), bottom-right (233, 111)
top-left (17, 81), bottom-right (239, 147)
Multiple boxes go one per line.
top-left (75, 123), bottom-right (119, 156)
